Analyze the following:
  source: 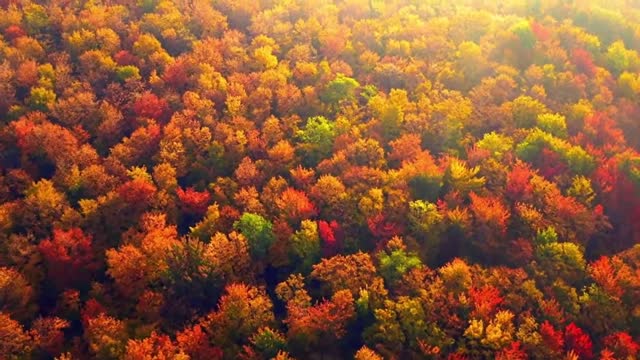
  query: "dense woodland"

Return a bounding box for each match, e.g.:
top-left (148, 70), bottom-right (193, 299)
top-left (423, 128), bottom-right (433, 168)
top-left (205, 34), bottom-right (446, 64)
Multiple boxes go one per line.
top-left (2, 0), bottom-right (640, 358)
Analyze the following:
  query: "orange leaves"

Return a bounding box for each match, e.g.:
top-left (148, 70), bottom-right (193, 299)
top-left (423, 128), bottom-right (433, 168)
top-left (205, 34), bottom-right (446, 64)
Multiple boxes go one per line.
top-left (107, 214), bottom-right (180, 298)
top-left (468, 192), bottom-right (511, 260)
top-left (30, 317), bottom-right (70, 356)
top-left (311, 252), bottom-right (377, 296)
top-left (118, 178), bottom-right (157, 205)
top-left (203, 283), bottom-right (274, 353)
top-left (285, 290), bottom-right (356, 348)
top-left (469, 285), bottom-right (503, 321)
top-left (176, 325), bottom-right (223, 360)
top-left (0, 312), bottom-right (33, 358)
top-left (124, 332), bottom-right (183, 360)
top-left (275, 187), bottom-right (317, 223)
top-left (469, 192), bottom-right (510, 235)
top-left (106, 245), bottom-right (148, 298)
top-left (388, 134), bottom-right (423, 164)
top-left (588, 256), bottom-right (636, 299)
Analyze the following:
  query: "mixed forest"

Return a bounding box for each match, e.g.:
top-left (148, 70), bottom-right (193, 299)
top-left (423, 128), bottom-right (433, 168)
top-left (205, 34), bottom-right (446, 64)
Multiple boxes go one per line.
top-left (2, 0), bottom-right (640, 359)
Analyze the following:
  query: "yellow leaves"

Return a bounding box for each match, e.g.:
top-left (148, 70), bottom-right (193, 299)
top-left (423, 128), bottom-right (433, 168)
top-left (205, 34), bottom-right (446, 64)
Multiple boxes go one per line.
top-left (24, 180), bottom-right (67, 219)
top-left (516, 314), bottom-right (542, 347)
top-left (253, 46), bottom-right (278, 70)
top-left (205, 231), bottom-right (251, 282)
top-left (464, 319), bottom-right (484, 339)
top-left (464, 311), bottom-right (515, 349)
top-left (444, 159), bottom-right (486, 194)
top-left (132, 33), bottom-right (163, 58)
top-left (358, 188), bottom-right (384, 218)
top-left (106, 245), bottom-right (148, 298)
top-left (84, 313), bottom-right (127, 359)
top-left (276, 273), bottom-right (311, 308)
top-left (65, 29), bottom-right (97, 55)
top-left (438, 258), bottom-right (472, 294)
top-left (355, 345), bottom-right (383, 360)
top-left (482, 310), bottom-right (514, 349)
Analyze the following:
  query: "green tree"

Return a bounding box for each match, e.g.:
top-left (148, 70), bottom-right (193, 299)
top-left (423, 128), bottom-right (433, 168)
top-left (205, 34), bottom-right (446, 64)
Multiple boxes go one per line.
top-left (297, 116), bottom-right (336, 166)
top-left (320, 74), bottom-right (360, 107)
top-left (234, 213), bottom-right (275, 259)
top-left (290, 220), bottom-right (321, 272)
top-left (376, 237), bottom-right (422, 284)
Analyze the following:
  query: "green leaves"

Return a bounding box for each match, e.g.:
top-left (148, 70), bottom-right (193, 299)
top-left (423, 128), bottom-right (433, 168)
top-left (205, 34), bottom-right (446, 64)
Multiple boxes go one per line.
top-left (297, 116), bottom-right (336, 166)
top-left (376, 237), bottom-right (422, 284)
top-left (234, 213), bottom-right (275, 259)
top-left (320, 74), bottom-right (360, 106)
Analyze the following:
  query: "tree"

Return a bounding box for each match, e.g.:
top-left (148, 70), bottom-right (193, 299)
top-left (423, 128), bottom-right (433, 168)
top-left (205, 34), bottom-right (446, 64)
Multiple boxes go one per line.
top-left (133, 91), bottom-right (170, 121)
top-left (311, 252), bottom-right (378, 297)
top-left (202, 283), bottom-right (274, 356)
top-left (290, 220), bottom-right (321, 272)
top-left (376, 236), bottom-right (422, 284)
top-left (31, 316), bottom-right (70, 357)
top-left (605, 40), bottom-right (639, 75)
top-left (297, 116), bottom-right (336, 166)
top-left (234, 213), bottom-right (275, 259)
top-left (0, 312), bottom-right (33, 358)
top-left (469, 192), bottom-right (511, 262)
top-left (84, 314), bottom-right (128, 360)
top-left (38, 228), bottom-right (98, 290)
top-left (510, 95), bottom-right (547, 128)
top-left (320, 74), bottom-right (360, 107)
top-left (177, 187), bottom-right (211, 215)
top-left (443, 159), bottom-right (486, 196)
top-left (124, 332), bottom-right (186, 360)
top-left (176, 324), bottom-right (223, 360)
top-left (564, 323), bottom-right (593, 360)
top-left (285, 289), bottom-right (356, 352)
top-left (275, 187), bottom-right (317, 224)
top-left (0, 267), bottom-right (35, 322)
top-left (603, 332), bottom-right (639, 359)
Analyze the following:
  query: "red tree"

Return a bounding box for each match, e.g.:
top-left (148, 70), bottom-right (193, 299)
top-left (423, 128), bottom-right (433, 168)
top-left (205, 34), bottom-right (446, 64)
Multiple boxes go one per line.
top-left (177, 187), bottom-right (211, 215)
top-left (540, 321), bottom-right (564, 354)
top-left (506, 161), bottom-right (534, 202)
top-left (469, 285), bottom-right (503, 321)
top-left (114, 50), bottom-right (139, 66)
top-left (318, 220), bottom-right (343, 257)
top-left (564, 323), bottom-right (593, 359)
top-left (3, 25), bottom-right (26, 42)
top-left (603, 332), bottom-right (640, 359)
top-left (133, 92), bottom-right (170, 121)
top-left (176, 325), bottom-right (223, 360)
top-left (38, 228), bottom-right (99, 289)
top-left (118, 178), bottom-right (157, 205)
top-left (571, 48), bottom-right (597, 76)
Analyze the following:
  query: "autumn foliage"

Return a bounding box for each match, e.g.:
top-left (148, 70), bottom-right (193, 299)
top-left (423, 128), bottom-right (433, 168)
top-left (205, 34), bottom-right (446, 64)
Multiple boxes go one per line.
top-left (0, 0), bottom-right (640, 359)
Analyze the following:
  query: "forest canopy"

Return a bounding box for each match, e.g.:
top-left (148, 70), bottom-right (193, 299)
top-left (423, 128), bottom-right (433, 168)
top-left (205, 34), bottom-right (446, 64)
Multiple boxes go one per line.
top-left (1, 0), bottom-right (640, 359)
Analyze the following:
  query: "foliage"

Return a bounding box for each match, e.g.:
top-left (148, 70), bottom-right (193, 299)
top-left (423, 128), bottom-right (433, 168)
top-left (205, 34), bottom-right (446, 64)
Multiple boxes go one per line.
top-left (0, 1), bottom-right (639, 358)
